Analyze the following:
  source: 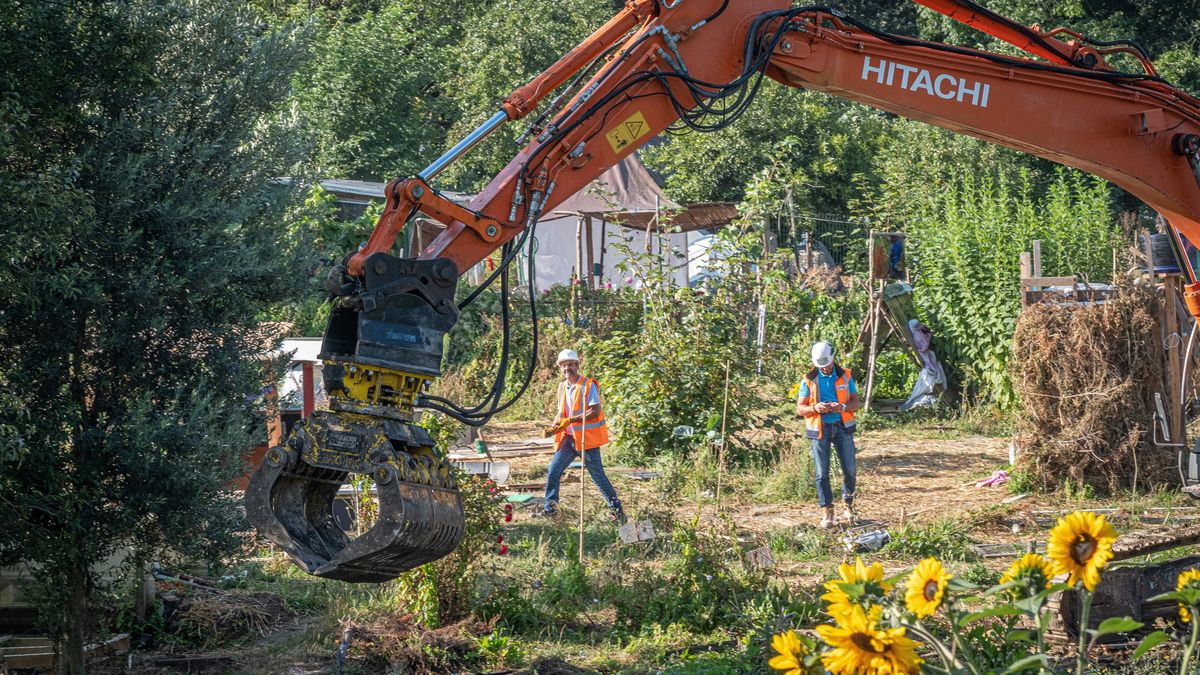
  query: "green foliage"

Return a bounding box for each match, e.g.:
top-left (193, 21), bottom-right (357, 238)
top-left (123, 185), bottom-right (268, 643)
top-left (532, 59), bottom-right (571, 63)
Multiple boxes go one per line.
top-left (0, 0), bottom-right (313, 663)
top-left (293, 1), bottom-right (462, 181)
top-left (396, 475), bottom-right (506, 626)
top-left (868, 123), bottom-right (1119, 407)
top-left (643, 85), bottom-right (889, 213)
top-left (882, 518), bottom-right (978, 562)
top-left (606, 516), bottom-right (770, 633)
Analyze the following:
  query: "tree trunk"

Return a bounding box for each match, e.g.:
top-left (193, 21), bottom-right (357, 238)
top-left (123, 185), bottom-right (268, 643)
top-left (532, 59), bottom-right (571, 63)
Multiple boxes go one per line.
top-left (63, 562), bottom-right (89, 675)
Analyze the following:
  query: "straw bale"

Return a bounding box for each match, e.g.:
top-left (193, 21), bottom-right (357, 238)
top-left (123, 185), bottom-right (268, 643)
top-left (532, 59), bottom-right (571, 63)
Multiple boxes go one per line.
top-left (1011, 279), bottom-right (1170, 492)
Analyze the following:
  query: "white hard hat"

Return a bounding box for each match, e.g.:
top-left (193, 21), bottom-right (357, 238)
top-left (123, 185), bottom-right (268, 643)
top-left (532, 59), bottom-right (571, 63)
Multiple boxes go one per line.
top-left (811, 341), bottom-right (835, 368)
top-left (557, 349), bottom-right (580, 365)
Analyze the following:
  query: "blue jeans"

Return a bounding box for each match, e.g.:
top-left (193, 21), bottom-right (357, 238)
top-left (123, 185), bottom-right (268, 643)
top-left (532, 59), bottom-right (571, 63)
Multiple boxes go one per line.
top-left (811, 422), bottom-right (857, 508)
top-left (544, 436), bottom-right (621, 512)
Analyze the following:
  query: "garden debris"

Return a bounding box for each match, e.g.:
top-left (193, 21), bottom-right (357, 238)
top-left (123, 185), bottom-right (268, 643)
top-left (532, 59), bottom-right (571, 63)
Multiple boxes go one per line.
top-left (745, 545), bottom-right (775, 569)
top-left (1001, 493), bottom-right (1027, 503)
top-left (974, 469), bottom-right (1009, 487)
top-left (841, 527), bottom-right (890, 553)
top-left (618, 519), bottom-right (657, 544)
top-left (1030, 507), bottom-right (1200, 528)
top-left (170, 589), bottom-right (291, 646)
top-left (340, 614), bottom-right (490, 674)
top-left (1012, 280), bottom-right (1170, 492)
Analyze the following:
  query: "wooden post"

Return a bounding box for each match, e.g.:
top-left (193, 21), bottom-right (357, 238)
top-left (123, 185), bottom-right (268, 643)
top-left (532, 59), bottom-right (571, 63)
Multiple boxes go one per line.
top-left (302, 361), bottom-right (315, 418)
top-left (864, 282), bottom-right (883, 412)
top-left (585, 216), bottom-right (596, 291)
top-left (1019, 252), bottom-right (1032, 307)
top-left (598, 219), bottom-right (608, 285)
top-left (1166, 277), bottom-right (1185, 447)
top-left (1032, 239), bottom-right (1042, 279)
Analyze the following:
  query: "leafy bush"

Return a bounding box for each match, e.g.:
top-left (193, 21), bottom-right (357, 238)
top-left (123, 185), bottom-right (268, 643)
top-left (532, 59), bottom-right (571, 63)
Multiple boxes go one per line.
top-left (882, 518), bottom-right (977, 563)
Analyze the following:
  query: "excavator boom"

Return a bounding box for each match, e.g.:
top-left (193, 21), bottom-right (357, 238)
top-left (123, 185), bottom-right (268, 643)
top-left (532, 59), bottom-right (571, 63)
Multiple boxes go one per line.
top-left (247, 0), bottom-right (1200, 582)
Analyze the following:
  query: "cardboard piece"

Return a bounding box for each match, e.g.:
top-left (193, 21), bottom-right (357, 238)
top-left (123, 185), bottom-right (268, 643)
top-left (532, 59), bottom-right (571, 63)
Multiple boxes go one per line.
top-left (618, 519), bottom-right (656, 544)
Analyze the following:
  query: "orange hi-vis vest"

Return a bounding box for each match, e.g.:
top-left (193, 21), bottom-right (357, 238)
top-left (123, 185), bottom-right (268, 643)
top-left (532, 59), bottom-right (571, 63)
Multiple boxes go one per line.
top-left (802, 365), bottom-right (856, 440)
top-left (555, 376), bottom-right (609, 449)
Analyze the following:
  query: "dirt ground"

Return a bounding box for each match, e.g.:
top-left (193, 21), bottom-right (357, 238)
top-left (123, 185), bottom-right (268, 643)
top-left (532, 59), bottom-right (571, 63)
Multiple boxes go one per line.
top-left (482, 422), bottom-right (1039, 551)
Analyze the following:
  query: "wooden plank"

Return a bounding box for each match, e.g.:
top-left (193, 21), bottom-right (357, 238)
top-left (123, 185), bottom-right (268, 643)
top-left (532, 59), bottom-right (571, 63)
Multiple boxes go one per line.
top-left (1032, 240), bottom-right (1042, 278)
top-left (1020, 276), bottom-right (1076, 288)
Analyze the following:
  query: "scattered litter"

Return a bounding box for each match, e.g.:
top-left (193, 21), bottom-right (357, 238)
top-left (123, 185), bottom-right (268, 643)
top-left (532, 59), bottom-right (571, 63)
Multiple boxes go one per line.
top-left (1002, 493), bottom-right (1027, 504)
top-left (449, 460), bottom-right (510, 485)
top-left (504, 494), bottom-right (536, 504)
top-left (745, 546), bottom-right (775, 570)
top-left (612, 468), bottom-right (659, 480)
top-left (672, 426), bottom-right (695, 437)
top-left (842, 528), bottom-right (890, 553)
top-left (975, 470), bottom-right (1009, 488)
top-left (618, 519), bottom-right (656, 544)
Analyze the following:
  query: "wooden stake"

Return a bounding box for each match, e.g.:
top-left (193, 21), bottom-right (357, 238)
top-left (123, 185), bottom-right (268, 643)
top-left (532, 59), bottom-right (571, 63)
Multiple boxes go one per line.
top-left (579, 388), bottom-right (587, 565)
top-left (716, 361), bottom-right (731, 514)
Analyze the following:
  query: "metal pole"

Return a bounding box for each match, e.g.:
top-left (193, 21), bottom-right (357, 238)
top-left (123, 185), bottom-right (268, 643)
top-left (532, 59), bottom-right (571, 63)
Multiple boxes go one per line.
top-left (418, 110), bottom-right (508, 182)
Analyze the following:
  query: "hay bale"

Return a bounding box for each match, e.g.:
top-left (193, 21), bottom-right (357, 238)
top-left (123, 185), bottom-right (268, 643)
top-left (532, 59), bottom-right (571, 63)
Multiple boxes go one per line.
top-left (1011, 280), bottom-right (1169, 492)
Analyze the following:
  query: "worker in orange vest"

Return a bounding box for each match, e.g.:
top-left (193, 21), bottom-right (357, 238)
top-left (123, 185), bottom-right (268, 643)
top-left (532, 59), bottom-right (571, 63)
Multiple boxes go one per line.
top-left (796, 341), bottom-right (861, 529)
top-left (538, 349), bottom-right (626, 524)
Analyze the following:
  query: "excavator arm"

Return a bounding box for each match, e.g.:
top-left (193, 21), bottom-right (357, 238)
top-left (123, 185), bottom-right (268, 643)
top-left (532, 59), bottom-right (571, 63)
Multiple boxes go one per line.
top-left (247, 0), bottom-right (1200, 582)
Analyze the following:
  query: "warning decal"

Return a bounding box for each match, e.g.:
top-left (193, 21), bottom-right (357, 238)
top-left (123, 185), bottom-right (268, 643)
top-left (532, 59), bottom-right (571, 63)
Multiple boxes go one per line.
top-left (605, 111), bottom-right (650, 154)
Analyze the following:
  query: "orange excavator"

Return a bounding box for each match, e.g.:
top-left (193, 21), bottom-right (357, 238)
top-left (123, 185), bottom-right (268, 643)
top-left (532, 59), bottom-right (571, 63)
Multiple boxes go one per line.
top-left (246, 0), bottom-right (1200, 582)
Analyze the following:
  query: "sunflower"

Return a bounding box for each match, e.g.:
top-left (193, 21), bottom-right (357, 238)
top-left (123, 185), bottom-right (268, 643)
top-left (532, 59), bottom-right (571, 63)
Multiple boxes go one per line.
top-left (816, 604), bottom-right (923, 675)
top-left (999, 553), bottom-right (1056, 599)
top-left (821, 557), bottom-right (893, 620)
top-left (1046, 511), bottom-right (1117, 591)
top-left (768, 629), bottom-right (818, 674)
top-left (904, 557), bottom-right (951, 618)
top-left (1177, 569), bottom-right (1200, 623)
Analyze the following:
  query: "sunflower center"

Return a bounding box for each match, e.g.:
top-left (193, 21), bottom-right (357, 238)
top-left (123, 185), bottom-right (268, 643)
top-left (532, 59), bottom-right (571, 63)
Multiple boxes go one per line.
top-left (1070, 534), bottom-right (1097, 565)
top-left (924, 579), bottom-right (939, 601)
top-left (850, 632), bottom-right (884, 654)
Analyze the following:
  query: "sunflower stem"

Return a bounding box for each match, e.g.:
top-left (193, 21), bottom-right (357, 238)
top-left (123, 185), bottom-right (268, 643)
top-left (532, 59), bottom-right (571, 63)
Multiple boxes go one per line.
top-left (1074, 588), bottom-right (1093, 675)
top-left (1180, 607), bottom-right (1200, 675)
top-left (908, 622), bottom-right (958, 672)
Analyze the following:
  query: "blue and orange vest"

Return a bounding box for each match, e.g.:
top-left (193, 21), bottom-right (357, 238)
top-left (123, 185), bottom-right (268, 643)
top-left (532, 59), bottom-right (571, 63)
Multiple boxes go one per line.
top-left (802, 365), bottom-right (856, 439)
top-left (555, 376), bottom-right (610, 449)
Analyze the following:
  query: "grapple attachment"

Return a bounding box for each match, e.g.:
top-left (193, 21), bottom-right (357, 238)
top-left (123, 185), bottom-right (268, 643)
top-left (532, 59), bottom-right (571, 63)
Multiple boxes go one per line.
top-left (245, 411), bottom-right (463, 582)
top-left (246, 255), bottom-right (466, 583)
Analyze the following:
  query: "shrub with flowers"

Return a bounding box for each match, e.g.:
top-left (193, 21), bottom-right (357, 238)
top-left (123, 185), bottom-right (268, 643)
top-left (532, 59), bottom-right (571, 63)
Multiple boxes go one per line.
top-left (769, 511), bottom-right (1200, 675)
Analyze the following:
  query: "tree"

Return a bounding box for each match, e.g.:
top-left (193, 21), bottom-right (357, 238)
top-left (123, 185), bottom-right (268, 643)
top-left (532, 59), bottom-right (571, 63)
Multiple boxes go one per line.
top-left (0, 1), bottom-right (313, 671)
top-left (292, 0), bottom-right (467, 181)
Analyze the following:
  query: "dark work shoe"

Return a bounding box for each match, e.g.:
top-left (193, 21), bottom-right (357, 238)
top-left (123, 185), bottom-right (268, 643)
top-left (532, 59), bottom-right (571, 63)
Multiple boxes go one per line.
top-left (532, 508), bottom-right (559, 520)
top-left (608, 505), bottom-right (628, 526)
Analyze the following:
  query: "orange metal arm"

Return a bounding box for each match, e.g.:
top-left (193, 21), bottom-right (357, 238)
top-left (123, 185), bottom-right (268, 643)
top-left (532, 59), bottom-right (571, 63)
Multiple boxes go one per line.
top-left (911, 0), bottom-right (1081, 67)
top-left (351, 0), bottom-right (1200, 284)
top-left (764, 10), bottom-right (1200, 251)
top-left (410, 0), bottom-right (791, 272)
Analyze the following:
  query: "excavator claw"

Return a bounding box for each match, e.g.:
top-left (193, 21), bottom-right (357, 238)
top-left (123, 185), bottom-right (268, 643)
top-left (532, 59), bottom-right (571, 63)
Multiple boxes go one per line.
top-left (246, 255), bottom-right (467, 582)
top-left (245, 411), bottom-right (463, 582)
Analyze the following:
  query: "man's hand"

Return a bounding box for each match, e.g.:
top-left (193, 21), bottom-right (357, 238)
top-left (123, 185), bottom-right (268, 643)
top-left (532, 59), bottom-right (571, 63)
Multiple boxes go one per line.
top-left (543, 419), bottom-right (568, 437)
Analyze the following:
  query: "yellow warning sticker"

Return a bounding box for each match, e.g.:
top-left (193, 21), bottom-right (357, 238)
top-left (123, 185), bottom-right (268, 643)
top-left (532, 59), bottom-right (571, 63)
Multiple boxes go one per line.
top-left (605, 111), bottom-right (650, 154)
